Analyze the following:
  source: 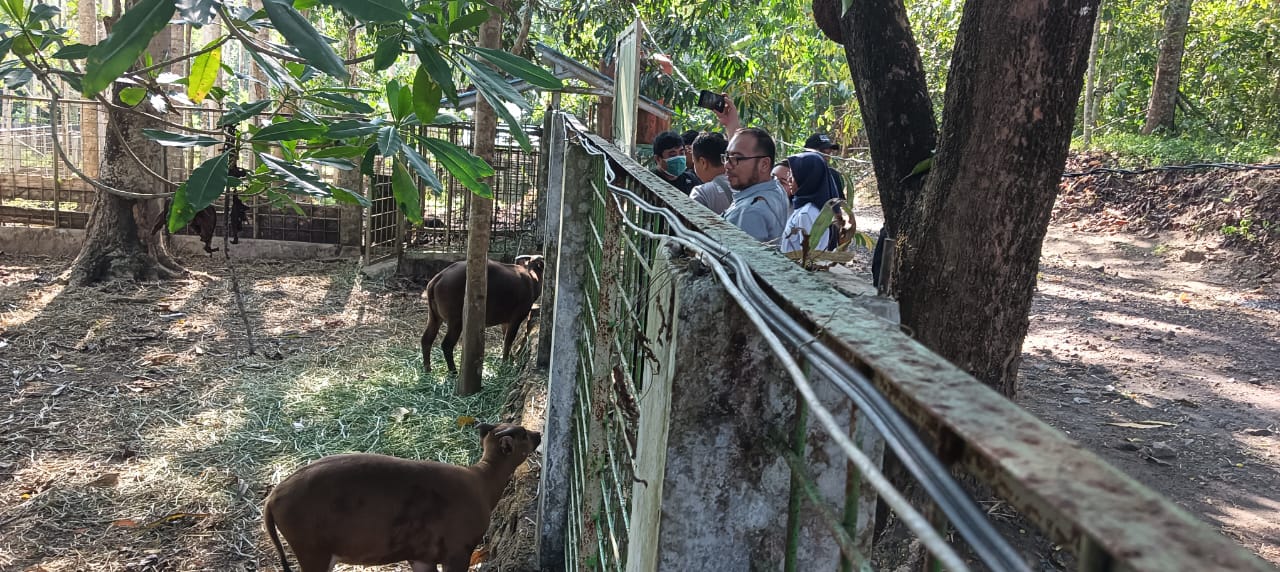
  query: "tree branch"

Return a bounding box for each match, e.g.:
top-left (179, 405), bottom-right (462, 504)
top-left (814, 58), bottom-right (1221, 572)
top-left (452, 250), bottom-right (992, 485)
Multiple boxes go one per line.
top-left (50, 93), bottom-right (177, 200)
top-left (218, 5), bottom-right (376, 66)
top-left (131, 34), bottom-right (230, 77)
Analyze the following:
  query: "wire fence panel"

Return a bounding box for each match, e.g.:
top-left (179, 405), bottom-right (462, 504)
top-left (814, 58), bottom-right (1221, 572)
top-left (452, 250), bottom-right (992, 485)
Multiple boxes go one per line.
top-left (539, 112), bottom-right (1272, 572)
top-left (0, 95), bottom-right (355, 248)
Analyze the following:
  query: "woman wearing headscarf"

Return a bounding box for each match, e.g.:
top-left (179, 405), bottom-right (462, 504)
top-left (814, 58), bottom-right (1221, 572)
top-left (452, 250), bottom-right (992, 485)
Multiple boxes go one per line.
top-left (779, 151), bottom-right (840, 253)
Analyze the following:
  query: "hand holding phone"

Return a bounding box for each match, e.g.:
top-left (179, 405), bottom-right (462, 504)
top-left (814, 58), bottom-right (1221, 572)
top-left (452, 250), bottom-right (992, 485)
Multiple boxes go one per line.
top-left (697, 89), bottom-right (727, 113)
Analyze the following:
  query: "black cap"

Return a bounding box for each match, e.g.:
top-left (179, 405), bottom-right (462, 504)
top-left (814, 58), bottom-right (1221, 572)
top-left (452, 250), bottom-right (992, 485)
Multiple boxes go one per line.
top-left (804, 133), bottom-right (840, 151)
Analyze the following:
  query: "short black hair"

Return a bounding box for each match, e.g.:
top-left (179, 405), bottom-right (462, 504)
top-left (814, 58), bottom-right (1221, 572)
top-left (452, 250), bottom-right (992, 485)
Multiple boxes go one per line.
top-left (737, 127), bottom-right (776, 165)
top-left (653, 131), bottom-right (684, 157)
top-left (691, 132), bottom-right (727, 166)
top-left (681, 130), bottom-right (700, 146)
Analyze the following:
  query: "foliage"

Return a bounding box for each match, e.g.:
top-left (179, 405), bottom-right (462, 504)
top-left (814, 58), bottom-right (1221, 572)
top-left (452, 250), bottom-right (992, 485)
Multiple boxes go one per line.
top-left (0, 0), bottom-right (562, 231)
top-left (545, 0), bottom-right (859, 149)
top-left (1082, 132), bottom-right (1279, 166)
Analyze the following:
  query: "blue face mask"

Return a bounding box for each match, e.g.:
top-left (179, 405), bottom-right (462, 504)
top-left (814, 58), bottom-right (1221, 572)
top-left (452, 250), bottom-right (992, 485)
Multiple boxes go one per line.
top-left (664, 155), bottom-right (687, 174)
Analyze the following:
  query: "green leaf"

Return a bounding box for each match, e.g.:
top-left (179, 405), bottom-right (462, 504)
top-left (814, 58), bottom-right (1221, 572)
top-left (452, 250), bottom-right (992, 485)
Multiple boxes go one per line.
top-left (418, 47), bottom-right (457, 105)
top-left (252, 119), bottom-right (326, 141)
top-left (187, 39), bottom-right (221, 103)
top-left (260, 0), bottom-right (349, 81)
top-left (308, 91), bottom-right (374, 113)
top-left (458, 55), bottom-right (533, 151)
top-left (119, 86), bottom-right (147, 107)
top-left (360, 144), bottom-right (377, 176)
top-left (175, 0), bottom-right (216, 25)
top-left (901, 156), bottom-right (933, 182)
top-left (305, 157), bottom-right (356, 170)
top-left (0, 37), bottom-right (12, 61)
top-left (447, 8), bottom-right (491, 34)
top-left (807, 201), bottom-right (837, 251)
top-left (330, 185), bottom-right (371, 207)
top-left (247, 47), bottom-right (303, 91)
top-left (377, 125), bottom-right (402, 156)
top-left (401, 145), bottom-right (443, 195)
top-left (184, 151), bottom-right (230, 211)
top-left (83, 0), bottom-right (176, 97)
top-left (304, 145), bottom-right (366, 159)
top-left (372, 34), bottom-right (401, 72)
top-left (293, 0), bottom-right (319, 9)
top-left (412, 67), bottom-right (441, 130)
top-left (218, 100), bottom-right (272, 126)
top-left (141, 129), bottom-right (222, 147)
top-left (326, 119), bottom-right (382, 139)
top-left (51, 43), bottom-right (91, 59)
top-left (259, 152), bottom-right (333, 199)
top-left (421, 136), bottom-right (493, 198)
top-left (319, 0), bottom-right (406, 23)
top-left (385, 79), bottom-right (412, 121)
top-left (391, 158), bottom-right (423, 224)
top-left (468, 46), bottom-right (562, 90)
top-left (167, 183), bottom-right (198, 233)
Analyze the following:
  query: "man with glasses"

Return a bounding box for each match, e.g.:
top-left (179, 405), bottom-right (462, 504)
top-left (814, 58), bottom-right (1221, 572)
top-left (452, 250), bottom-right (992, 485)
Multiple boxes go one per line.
top-left (721, 128), bottom-right (790, 243)
top-left (651, 131), bottom-right (699, 194)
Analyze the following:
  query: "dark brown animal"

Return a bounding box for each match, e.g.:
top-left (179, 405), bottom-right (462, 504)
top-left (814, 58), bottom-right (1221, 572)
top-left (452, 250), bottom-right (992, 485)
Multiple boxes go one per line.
top-left (263, 423), bottom-right (540, 572)
top-left (152, 204), bottom-right (219, 254)
top-left (229, 195), bottom-right (248, 244)
top-left (421, 255), bottom-right (544, 374)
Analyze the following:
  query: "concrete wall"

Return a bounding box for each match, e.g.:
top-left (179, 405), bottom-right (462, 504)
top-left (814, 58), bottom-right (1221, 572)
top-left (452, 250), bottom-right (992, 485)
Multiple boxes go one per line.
top-left (0, 227), bottom-right (360, 260)
top-left (626, 253), bottom-right (861, 571)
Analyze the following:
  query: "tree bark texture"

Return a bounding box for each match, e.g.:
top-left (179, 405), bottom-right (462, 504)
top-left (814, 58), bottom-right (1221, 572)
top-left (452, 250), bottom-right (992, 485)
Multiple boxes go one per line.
top-left (68, 20), bottom-right (182, 286)
top-left (818, 0), bottom-right (1100, 397)
top-left (1141, 0), bottom-right (1192, 134)
top-left (896, 0), bottom-right (1101, 397)
top-left (832, 0), bottom-right (937, 238)
top-left (457, 0), bottom-right (506, 395)
top-left (1083, 7), bottom-right (1104, 145)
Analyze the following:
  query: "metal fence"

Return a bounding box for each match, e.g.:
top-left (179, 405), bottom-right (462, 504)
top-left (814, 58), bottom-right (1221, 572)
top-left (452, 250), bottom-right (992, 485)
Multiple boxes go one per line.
top-left (366, 122), bottom-right (544, 265)
top-left (535, 111), bottom-right (1271, 572)
top-left (0, 94), bottom-right (352, 246)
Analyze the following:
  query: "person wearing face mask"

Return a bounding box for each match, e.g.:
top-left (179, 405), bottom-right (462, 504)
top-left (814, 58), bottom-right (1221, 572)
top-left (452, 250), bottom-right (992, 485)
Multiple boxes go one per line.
top-left (651, 131), bottom-right (699, 194)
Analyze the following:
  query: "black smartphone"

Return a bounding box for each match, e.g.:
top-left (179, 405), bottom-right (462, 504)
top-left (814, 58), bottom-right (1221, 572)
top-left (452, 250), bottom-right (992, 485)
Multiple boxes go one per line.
top-left (697, 90), bottom-right (726, 113)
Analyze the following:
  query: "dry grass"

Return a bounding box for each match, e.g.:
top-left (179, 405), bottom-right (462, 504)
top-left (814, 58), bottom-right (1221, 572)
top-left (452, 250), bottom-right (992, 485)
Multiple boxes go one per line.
top-left (0, 254), bottom-right (532, 571)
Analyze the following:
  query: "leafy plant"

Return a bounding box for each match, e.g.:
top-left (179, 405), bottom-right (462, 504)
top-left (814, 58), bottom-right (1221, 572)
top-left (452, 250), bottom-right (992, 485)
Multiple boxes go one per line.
top-left (0, 0), bottom-right (563, 231)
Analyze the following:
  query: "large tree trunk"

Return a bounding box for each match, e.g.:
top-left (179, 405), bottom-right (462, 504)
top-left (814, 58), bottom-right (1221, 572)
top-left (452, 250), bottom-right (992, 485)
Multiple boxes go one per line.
top-left (68, 21), bottom-right (183, 286)
top-left (1141, 0), bottom-right (1192, 134)
top-left (821, 0), bottom-right (1099, 397)
top-left (457, 0), bottom-right (506, 395)
top-left (896, 0), bottom-right (1101, 397)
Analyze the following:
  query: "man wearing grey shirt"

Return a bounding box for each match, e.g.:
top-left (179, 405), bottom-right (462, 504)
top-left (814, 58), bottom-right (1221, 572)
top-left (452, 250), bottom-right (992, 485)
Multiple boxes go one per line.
top-left (721, 127), bottom-right (790, 243)
top-left (688, 132), bottom-right (733, 215)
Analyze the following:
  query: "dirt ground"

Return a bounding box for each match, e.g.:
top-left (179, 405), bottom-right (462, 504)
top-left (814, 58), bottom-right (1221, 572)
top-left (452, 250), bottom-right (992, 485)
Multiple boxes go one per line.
top-left (1019, 226), bottom-right (1279, 564)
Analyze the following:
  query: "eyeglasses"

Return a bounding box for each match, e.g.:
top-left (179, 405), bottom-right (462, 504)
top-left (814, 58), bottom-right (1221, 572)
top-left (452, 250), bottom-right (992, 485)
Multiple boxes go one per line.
top-left (721, 154), bottom-right (769, 167)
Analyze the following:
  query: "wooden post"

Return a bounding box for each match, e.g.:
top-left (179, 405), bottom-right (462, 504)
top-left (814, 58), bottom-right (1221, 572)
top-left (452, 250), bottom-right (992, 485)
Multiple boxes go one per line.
top-left (78, 0), bottom-right (100, 178)
top-left (535, 111), bottom-right (566, 368)
top-left (457, 0), bottom-right (506, 395)
top-left (537, 126), bottom-right (602, 571)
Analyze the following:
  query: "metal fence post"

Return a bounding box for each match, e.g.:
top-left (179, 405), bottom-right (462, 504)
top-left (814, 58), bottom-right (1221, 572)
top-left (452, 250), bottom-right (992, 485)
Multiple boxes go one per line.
top-left (537, 122), bottom-right (601, 571)
top-left (536, 112), bottom-right (567, 369)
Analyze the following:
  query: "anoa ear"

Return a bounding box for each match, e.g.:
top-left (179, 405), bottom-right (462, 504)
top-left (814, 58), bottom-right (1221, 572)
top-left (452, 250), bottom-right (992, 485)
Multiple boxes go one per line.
top-left (499, 436), bottom-right (515, 455)
top-left (476, 423), bottom-right (496, 439)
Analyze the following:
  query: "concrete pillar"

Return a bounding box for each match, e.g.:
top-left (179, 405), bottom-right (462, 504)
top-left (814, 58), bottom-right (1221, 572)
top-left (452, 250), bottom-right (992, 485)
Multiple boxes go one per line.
top-left (535, 112), bottom-right (566, 369)
top-left (537, 120), bottom-right (601, 571)
top-left (624, 252), bottom-right (861, 571)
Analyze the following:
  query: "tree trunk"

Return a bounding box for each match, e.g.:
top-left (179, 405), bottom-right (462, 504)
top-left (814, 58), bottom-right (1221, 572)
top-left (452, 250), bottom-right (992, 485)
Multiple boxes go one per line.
top-left (896, 0), bottom-right (1100, 397)
top-left (77, 0), bottom-right (101, 177)
top-left (67, 18), bottom-right (183, 286)
top-left (457, 0), bottom-right (506, 395)
top-left (829, 0), bottom-right (937, 239)
top-left (1141, 0), bottom-right (1192, 134)
top-left (820, 0), bottom-right (1099, 397)
top-left (1082, 6), bottom-right (1104, 146)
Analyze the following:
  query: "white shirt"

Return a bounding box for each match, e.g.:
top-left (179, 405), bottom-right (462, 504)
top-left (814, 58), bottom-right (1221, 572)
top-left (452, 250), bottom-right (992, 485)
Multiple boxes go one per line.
top-left (780, 203), bottom-right (831, 253)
